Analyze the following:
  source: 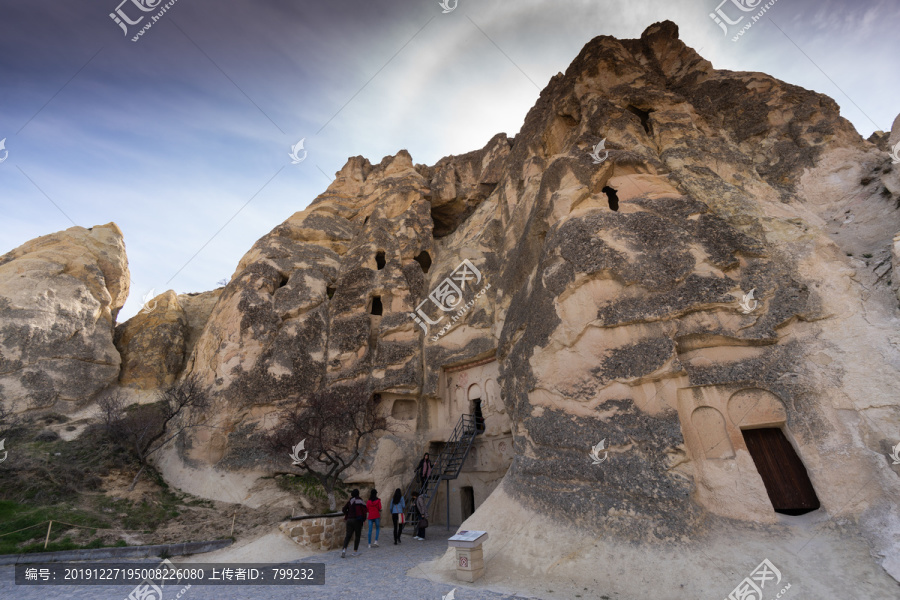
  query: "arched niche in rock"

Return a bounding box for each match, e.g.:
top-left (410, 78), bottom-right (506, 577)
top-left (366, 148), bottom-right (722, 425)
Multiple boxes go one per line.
top-left (727, 388), bottom-right (787, 429)
top-left (690, 406), bottom-right (735, 459)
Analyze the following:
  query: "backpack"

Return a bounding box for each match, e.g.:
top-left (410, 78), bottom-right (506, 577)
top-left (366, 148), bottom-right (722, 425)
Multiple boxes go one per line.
top-left (343, 499), bottom-right (363, 520)
top-left (344, 498), bottom-right (365, 521)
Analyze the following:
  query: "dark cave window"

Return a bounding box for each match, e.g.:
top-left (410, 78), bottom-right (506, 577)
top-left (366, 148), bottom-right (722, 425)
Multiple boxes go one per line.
top-left (363, 215), bottom-right (369, 225)
top-left (602, 186), bottom-right (619, 211)
top-left (414, 251), bottom-right (432, 273)
top-left (626, 105), bottom-right (654, 135)
top-left (277, 274), bottom-right (289, 289)
top-left (370, 295), bottom-right (383, 316)
top-left (376, 251), bottom-right (386, 270)
top-left (326, 286), bottom-right (336, 299)
top-left (431, 204), bottom-right (459, 238)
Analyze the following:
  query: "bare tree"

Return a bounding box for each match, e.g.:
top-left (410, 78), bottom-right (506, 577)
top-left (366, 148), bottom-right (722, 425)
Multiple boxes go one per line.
top-left (264, 384), bottom-right (389, 510)
top-left (98, 375), bottom-right (210, 490)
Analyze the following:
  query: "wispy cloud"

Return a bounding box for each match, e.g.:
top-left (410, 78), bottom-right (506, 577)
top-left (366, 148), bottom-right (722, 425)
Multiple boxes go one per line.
top-left (0, 0), bottom-right (896, 322)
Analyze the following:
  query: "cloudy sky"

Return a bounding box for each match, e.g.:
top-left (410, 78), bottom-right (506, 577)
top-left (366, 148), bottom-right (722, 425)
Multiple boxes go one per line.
top-left (0, 0), bottom-right (897, 320)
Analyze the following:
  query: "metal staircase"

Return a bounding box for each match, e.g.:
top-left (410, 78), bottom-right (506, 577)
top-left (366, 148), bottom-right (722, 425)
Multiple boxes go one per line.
top-left (402, 414), bottom-right (480, 533)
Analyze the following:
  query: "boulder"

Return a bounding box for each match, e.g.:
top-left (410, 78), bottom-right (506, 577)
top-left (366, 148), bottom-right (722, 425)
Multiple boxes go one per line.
top-left (114, 290), bottom-right (188, 388)
top-left (0, 223), bottom-right (128, 412)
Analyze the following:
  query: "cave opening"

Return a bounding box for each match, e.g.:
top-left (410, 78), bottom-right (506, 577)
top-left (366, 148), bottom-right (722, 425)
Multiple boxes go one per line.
top-left (431, 204), bottom-right (462, 238)
top-left (414, 251), bottom-right (432, 273)
top-left (376, 251), bottom-right (386, 270)
top-left (626, 105), bottom-right (654, 135)
top-left (277, 274), bottom-right (289, 289)
top-left (370, 295), bottom-right (383, 316)
top-left (602, 186), bottom-right (619, 211)
top-left (326, 286), bottom-right (335, 299)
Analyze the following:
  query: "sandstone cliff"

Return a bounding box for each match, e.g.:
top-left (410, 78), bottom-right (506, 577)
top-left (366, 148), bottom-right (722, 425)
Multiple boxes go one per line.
top-left (3, 19), bottom-right (900, 599)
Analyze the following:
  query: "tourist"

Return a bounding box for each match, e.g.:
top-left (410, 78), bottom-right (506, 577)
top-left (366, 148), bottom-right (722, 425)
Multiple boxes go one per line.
top-left (416, 452), bottom-right (433, 487)
top-left (389, 488), bottom-right (406, 544)
top-left (412, 491), bottom-right (429, 540)
top-left (367, 488), bottom-right (382, 548)
top-left (341, 488), bottom-right (366, 558)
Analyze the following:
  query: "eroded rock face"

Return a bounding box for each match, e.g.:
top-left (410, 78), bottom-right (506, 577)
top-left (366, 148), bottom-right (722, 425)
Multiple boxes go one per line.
top-left (113, 288), bottom-right (222, 389)
top-left (115, 290), bottom-right (188, 389)
top-left (0, 223), bottom-right (129, 411)
top-left (169, 21), bottom-right (900, 584)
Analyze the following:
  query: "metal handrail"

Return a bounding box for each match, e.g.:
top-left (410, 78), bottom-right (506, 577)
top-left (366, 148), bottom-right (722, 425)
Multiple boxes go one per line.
top-left (402, 413), bottom-right (478, 533)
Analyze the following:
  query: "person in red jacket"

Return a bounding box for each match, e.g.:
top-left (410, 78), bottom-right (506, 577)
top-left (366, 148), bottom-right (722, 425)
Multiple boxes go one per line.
top-left (366, 489), bottom-right (382, 548)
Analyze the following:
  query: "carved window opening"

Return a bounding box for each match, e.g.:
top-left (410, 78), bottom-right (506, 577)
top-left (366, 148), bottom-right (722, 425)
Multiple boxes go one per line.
top-left (602, 186), bottom-right (619, 211)
top-left (626, 105), bottom-right (654, 135)
top-left (741, 427), bottom-right (820, 516)
top-left (326, 286), bottom-right (336, 299)
top-left (370, 295), bottom-right (383, 316)
top-left (375, 251), bottom-right (386, 270)
top-left (277, 274), bottom-right (289, 289)
top-left (414, 251), bottom-right (432, 273)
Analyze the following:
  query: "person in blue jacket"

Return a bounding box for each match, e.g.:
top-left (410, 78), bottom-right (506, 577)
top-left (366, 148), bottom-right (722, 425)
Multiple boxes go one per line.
top-left (389, 488), bottom-right (406, 544)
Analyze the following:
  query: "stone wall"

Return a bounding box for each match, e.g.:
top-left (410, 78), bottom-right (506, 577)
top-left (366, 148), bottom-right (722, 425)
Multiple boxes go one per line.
top-left (279, 516), bottom-right (344, 551)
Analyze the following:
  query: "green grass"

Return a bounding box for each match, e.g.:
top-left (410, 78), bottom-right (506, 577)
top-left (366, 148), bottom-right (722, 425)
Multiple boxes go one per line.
top-left (0, 500), bottom-right (111, 555)
top-left (93, 488), bottom-right (182, 532)
top-left (275, 473), bottom-right (345, 512)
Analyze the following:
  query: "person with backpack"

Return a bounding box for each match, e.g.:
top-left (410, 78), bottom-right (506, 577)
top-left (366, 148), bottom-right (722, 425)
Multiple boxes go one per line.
top-left (412, 491), bottom-right (428, 540)
top-left (366, 489), bottom-right (382, 548)
top-left (341, 489), bottom-right (366, 558)
top-left (389, 488), bottom-right (405, 544)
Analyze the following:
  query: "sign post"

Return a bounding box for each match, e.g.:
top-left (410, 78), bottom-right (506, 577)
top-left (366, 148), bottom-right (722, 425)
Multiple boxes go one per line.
top-left (448, 530), bottom-right (488, 582)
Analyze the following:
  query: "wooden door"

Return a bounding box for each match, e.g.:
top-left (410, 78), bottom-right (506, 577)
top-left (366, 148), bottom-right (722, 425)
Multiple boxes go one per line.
top-left (741, 428), bottom-right (820, 515)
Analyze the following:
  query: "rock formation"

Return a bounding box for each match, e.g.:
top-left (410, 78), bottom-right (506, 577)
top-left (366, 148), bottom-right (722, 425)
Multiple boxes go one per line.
top-left (3, 20), bottom-right (900, 599)
top-left (115, 289), bottom-right (221, 389)
top-left (0, 223), bottom-right (128, 412)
